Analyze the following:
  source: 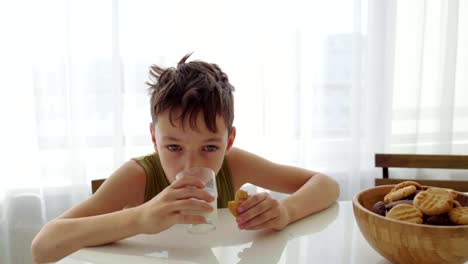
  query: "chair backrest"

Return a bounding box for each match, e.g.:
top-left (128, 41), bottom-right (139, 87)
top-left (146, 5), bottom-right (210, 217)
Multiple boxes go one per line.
top-left (91, 179), bottom-right (106, 194)
top-left (375, 153), bottom-right (468, 192)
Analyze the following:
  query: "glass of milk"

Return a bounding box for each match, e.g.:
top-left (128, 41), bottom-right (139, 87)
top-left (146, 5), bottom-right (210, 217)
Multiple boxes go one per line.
top-left (176, 167), bottom-right (218, 234)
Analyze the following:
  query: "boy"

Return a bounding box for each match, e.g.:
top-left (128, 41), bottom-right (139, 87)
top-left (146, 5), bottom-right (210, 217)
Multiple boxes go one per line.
top-left (31, 54), bottom-right (340, 263)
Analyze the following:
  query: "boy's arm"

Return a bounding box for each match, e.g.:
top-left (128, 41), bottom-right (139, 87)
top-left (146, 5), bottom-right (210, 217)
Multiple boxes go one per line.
top-left (280, 172), bottom-right (340, 223)
top-left (31, 160), bottom-right (147, 263)
top-left (31, 160), bottom-right (214, 263)
top-left (228, 148), bottom-right (340, 230)
top-left (32, 205), bottom-right (142, 263)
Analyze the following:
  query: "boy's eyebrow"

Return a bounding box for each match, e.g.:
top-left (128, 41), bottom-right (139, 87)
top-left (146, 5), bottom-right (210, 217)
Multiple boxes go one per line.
top-left (204, 137), bottom-right (223, 143)
top-left (162, 136), bottom-right (223, 142)
top-left (162, 136), bottom-right (181, 142)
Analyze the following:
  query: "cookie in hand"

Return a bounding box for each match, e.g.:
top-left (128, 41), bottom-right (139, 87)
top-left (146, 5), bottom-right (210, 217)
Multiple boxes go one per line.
top-left (228, 190), bottom-right (250, 217)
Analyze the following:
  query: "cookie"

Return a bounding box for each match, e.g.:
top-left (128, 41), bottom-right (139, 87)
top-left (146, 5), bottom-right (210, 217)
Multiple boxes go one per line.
top-left (228, 201), bottom-right (242, 217)
top-left (386, 204), bottom-right (423, 224)
top-left (228, 190), bottom-right (250, 217)
top-left (448, 206), bottom-right (468, 225)
top-left (455, 193), bottom-right (468, 207)
top-left (384, 185), bottom-right (417, 204)
top-left (386, 199), bottom-right (413, 211)
top-left (391, 181), bottom-right (423, 192)
top-left (235, 189), bottom-right (249, 202)
top-left (405, 189), bottom-right (422, 200)
top-left (427, 187), bottom-right (458, 199)
top-left (371, 201), bottom-right (386, 216)
top-left (413, 188), bottom-right (454, 216)
top-left (425, 214), bottom-right (452, 226)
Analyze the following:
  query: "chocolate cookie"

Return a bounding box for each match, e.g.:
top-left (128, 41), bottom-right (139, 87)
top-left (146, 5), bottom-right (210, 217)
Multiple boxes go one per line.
top-left (386, 199), bottom-right (413, 211)
top-left (455, 194), bottom-right (468, 207)
top-left (426, 214), bottom-right (452, 226)
top-left (371, 201), bottom-right (386, 216)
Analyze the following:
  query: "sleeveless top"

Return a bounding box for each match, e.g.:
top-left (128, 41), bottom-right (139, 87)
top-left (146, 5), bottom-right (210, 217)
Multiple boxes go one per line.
top-left (132, 153), bottom-right (235, 208)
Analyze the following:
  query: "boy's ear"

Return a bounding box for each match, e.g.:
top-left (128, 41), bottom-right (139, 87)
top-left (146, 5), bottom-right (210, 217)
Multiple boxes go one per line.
top-left (225, 127), bottom-right (236, 153)
top-left (149, 123), bottom-right (158, 152)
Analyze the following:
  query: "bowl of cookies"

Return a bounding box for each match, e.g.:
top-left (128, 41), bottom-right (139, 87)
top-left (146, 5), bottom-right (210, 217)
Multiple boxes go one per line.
top-left (353, 181), bottom-right (468, 264)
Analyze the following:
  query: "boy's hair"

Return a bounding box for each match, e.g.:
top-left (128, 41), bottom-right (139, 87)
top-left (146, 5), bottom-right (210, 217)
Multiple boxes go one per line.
top-left (147, 53), bottom-right (235, 133)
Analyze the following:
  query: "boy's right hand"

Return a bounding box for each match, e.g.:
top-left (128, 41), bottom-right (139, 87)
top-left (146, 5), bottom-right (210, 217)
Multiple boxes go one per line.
top-left (136, 176), bottom-right (215, 234)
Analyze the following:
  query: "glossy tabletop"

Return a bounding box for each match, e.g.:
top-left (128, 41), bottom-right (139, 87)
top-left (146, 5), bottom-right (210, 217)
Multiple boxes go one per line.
top-left (58, 201), bottom-right (389, 264)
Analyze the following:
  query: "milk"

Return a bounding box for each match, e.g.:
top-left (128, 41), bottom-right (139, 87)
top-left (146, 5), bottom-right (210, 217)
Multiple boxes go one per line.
top-left (186, 188), bottom-right (217, 234)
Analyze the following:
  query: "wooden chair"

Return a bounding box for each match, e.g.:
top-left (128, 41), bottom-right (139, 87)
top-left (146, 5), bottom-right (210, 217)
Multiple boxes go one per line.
top-left (91, 179), bottom-right (106, 194)
top-left (375, 153), bottom-right (468, 192)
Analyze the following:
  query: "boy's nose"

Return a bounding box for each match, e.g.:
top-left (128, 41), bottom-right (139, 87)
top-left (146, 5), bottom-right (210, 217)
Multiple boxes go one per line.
top-left (184, 153), bottom-right (200, 170)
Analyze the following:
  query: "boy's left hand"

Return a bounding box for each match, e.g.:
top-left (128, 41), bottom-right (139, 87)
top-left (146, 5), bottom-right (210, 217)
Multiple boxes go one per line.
top-left (235, 192), bottom-right (290, 231)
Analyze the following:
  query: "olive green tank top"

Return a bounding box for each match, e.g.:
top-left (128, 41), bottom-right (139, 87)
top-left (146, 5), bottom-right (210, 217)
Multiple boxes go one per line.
top-left (132, 153), bottom-right (235, 208)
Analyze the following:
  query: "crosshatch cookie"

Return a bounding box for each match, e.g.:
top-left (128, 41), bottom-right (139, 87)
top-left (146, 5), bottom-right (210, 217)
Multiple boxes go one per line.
top-left (405, 189), bottom-right (423, 200)
top-left (390, 181), bottom-right (423, 192)
top-left (386, 204), bottom-right (423, 224)
top-left (448, 206), bottom-right (468, 225)
top-left (426, 187), bottom-right (458, 199)
top-left (384, 185), bottom-right (417, 204)
top-left (413, 188), bottom-right (454, 216)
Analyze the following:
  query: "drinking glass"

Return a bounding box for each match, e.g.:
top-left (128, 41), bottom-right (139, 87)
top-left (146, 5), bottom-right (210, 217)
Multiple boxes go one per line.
top-left (176, 167), bottom-right (218, 234)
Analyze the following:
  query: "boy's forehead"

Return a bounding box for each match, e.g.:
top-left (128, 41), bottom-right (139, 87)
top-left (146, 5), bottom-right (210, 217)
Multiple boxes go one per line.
top-left (155, 110), bottom-right (228, 135)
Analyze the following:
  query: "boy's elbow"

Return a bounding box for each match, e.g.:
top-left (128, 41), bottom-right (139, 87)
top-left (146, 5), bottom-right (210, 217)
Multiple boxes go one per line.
top-left (31, 224), bottom-right (61, 264)
top-left (318, 173), bottom-right (340, 202)
top-left (31, 234), bottom-right (48, 264)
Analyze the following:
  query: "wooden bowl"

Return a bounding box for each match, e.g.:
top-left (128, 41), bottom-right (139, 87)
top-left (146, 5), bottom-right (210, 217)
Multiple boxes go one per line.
top-left (353, 185), bottom-right (468, 264)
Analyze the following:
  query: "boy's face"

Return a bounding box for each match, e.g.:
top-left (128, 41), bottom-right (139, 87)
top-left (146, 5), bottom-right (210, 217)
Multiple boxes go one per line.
top-left (150, 110), bottom-right (236, 183)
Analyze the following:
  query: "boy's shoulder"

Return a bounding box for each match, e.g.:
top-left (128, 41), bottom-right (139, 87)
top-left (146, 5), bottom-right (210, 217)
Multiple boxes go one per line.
top-left (226, 147), bottom-right (273, 177)
top-left (98, 159), bottom-right (147, 200)
top-left (226, 147), bottom-right (315, 194)
top-left (226, 147), bottom-right (252, 167)
top-left (227, 147), bottom-right (270, 164)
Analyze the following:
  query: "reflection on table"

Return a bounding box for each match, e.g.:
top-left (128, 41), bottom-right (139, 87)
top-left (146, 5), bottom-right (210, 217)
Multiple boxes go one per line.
top-left (59, 201), bottom-right (389, 264)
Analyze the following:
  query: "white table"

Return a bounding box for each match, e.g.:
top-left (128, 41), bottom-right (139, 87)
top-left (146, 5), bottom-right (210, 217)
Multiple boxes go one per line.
top-left (58, 201), bottom-right (389, 264)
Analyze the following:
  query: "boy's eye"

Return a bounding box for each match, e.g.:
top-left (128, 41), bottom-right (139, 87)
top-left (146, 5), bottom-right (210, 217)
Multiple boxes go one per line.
top-left (203, 145), bottom-right (219, 152)
top-left (167, 145), bottom-right (182, 151)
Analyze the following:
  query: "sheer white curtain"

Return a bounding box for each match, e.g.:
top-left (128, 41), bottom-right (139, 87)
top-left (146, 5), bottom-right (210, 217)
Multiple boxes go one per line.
top-left (389, 0), bottom-right (468, 180)
top-left (0, 0), bottom-right (465, 263)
